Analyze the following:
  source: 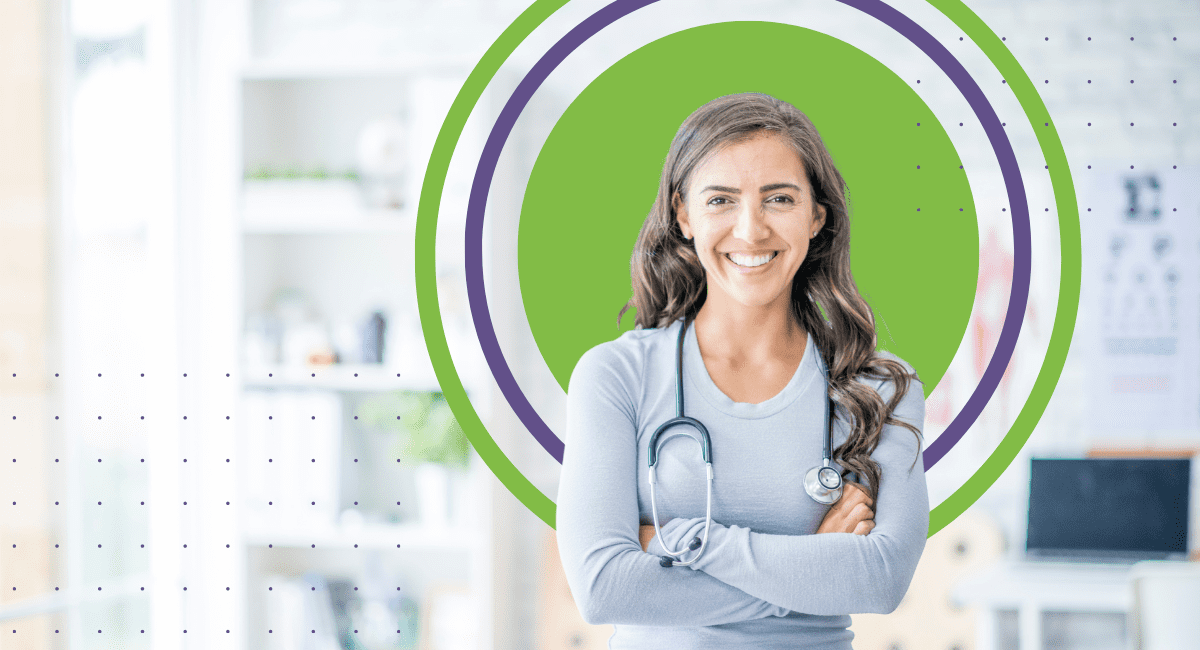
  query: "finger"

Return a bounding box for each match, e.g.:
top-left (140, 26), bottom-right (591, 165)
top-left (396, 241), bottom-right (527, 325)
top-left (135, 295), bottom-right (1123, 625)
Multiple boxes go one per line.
top-left (639, 525), bottom-right (655, 552)
top-left (851, 503), bottom-right (875, 520)
top-left (833, 486), bottom-right (860, 509)
top-left (853, 520), bottom-right (875, 536)
top-left (831, 497), bottom-right (861, 518)
top-left (842, 481), bottom-right (873, 507)
top-left (853, 483), bottom-right (874, 506)
top-left (844, 484), bottom-right (873, 503)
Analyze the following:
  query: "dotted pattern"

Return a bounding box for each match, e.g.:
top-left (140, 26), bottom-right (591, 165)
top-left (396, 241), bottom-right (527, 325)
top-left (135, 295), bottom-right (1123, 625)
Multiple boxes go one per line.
top-left (863, 5), bottom-right (1200, 588)
top-left (1, 370), bottom-right (425, 641)
top-left (842, 35), bottom-right (1187, 220)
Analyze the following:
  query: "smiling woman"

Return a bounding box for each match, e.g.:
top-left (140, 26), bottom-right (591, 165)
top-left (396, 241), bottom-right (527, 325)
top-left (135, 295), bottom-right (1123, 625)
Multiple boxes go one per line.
top-left (671, 131), bottom-right (827, 408)
top-left (555, 93), bottom-right (929, 649)
top-left (675, 132), bottom-right (826, 321)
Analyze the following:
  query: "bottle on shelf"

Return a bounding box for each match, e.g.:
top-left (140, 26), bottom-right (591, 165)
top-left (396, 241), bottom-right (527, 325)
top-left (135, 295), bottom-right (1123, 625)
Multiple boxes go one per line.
top-left (362, 310), bottom-right (387, 364)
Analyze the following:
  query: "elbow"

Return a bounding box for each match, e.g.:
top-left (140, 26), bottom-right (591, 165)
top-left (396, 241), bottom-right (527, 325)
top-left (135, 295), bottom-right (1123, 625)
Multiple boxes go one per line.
top-left (577, 599), bottom-right (608, 626)
top-left (876, 563), bottom-right (916, 615)
top-left (562, 568), bottom-right (608, 626)
top-left (858, 578), bottom-right (911, 615)
top-left (556, 522), bottom-right (649, 626)
top-left (561, 551), bottom-right (626, 626)
top-left (862, 536), bottom-right (924, 615)
top-left (877, 587), bottom-right (908, 615)
top-left (568, 583), bottom-right (605, 626)
top-left (574, 583), bottom-right (623, 626)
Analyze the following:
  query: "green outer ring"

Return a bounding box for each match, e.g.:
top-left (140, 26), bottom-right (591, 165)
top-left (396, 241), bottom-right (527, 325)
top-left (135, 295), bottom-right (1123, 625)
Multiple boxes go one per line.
top-left (417, 0), bottom-right (570, 530)
top-left (414, 0), bottom-right (1081, 535)
top-left (923, 0), bottom-right (1081, 536)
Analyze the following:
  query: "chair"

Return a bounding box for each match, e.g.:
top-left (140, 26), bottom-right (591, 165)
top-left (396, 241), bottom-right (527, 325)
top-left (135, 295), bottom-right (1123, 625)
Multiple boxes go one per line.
top-left (1129, 560), bottom-right (1200, 650)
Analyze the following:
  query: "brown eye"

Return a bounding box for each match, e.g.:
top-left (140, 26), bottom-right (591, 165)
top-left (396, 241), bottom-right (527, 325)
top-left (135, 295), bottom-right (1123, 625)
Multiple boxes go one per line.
top-left (707, 196), bottom-right (729, 206)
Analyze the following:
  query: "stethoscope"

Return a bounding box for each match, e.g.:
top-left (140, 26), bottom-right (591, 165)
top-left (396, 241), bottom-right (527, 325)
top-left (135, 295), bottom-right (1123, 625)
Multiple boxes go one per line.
top-left (647, 318), bottom-right (843, 568)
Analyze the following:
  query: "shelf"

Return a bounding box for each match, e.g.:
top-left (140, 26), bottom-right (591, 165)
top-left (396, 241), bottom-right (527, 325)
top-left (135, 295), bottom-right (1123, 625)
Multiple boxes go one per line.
top-left (241, 179), bottom-right (414, 234)
top-left (244, 521), bottom-right (474, 552)
top-left (242, 362), bottom-right (441, 393)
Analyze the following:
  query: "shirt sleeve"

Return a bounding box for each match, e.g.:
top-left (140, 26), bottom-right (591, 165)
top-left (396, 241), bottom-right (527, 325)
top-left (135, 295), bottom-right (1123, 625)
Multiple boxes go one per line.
top-left (656, 364), bottom-right (929, 616)
top-left (556, 342), bottom-right (792, 626)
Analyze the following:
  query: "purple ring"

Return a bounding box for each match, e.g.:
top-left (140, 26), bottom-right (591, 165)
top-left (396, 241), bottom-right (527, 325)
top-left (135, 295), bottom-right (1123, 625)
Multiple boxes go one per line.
top-left (464, 0), bottom-right (1031, 469)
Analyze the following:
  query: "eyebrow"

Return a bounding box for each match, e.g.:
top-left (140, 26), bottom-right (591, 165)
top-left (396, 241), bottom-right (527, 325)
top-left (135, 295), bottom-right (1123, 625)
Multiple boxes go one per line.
top-left (699, 183), bottom-right (803, 194)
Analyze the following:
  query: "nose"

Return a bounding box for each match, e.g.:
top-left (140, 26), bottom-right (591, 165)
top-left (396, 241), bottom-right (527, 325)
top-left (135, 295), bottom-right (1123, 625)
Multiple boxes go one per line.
top-left (731, 202), bottom-right (770, 243)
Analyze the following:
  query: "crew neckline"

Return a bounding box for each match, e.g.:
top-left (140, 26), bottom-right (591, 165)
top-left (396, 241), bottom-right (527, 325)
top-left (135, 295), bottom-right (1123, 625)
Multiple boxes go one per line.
top-left (678, 317), bottom-right (821, 420)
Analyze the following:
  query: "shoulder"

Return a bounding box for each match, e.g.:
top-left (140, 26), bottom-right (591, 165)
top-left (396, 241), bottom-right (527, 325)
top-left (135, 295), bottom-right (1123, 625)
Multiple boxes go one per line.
top-left (568, 325), bottom-right (670, 396)
top-left (856, 349), bottom-right (925, 427)
top-left (871, 349), bottom-right (918, 377)
top-left (854, 350), bottom-right (919, 393)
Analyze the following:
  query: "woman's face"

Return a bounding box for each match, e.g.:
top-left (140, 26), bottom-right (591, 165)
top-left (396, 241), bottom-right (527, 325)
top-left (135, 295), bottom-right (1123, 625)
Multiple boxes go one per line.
top-left (675, 131), bottom-right (827, 314)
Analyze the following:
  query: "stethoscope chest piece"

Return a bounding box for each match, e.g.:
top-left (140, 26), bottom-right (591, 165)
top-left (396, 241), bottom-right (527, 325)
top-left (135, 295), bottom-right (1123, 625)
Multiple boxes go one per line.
top-left (804, 463), bottom-right (843, 505)
top-left (802, 345), bottom-right (844, 506)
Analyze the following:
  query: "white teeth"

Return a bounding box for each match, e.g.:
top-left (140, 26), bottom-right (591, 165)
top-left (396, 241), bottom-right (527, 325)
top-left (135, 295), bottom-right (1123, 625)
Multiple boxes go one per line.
top-left (727, 252), bottom-right (777, 268)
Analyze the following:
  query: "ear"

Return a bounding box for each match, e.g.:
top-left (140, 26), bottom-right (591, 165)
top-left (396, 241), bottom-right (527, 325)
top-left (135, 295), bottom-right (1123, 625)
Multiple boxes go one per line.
top-left (673, 192), bottom-right (693, 240)
top-left (813, 203), bottom-right (827, 236)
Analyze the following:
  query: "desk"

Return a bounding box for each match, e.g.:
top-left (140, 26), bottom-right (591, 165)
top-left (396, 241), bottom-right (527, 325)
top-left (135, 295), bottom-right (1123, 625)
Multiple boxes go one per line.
top-left (951, 560), bottom-right (1133, 650)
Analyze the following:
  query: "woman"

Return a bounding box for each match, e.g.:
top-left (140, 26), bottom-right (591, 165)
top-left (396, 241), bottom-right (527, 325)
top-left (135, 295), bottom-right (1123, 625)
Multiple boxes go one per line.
top-left (556, 92), bottom-right (928, 649)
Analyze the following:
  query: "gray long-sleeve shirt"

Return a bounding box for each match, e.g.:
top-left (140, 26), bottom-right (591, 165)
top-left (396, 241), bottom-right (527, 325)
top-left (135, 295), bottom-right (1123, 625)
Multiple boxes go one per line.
top-left (556, 317), bottom-right (929, 649)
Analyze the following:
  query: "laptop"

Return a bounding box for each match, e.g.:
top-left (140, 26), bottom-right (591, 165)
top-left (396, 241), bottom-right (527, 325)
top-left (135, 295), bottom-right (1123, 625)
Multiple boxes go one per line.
top-left (1024, 457), bottom-right (1192, 563)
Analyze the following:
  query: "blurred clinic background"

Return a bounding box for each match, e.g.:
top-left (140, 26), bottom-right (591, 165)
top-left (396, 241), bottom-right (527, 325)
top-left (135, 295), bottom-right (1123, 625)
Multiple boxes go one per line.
top-left (1, 0), bottom-right (1198, 649)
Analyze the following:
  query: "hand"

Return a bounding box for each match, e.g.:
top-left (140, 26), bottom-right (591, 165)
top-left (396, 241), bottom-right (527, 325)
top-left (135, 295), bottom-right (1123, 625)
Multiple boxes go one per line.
top-left (815, 481), bottom-right (875, 536)
top-left (639, 521), bottom-right (671, 552)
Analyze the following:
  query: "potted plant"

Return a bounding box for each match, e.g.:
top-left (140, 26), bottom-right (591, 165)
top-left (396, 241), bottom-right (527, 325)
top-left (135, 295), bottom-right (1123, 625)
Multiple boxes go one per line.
top-left (358, 390), bottom-right (470, 529)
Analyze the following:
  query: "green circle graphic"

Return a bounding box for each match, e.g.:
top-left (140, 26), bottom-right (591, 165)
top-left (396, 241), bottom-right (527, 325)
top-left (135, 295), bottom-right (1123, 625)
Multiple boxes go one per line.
top-left (521, 22), bottom-right (977, 400)
top-left (415, 0), bottom-right (1081, 536)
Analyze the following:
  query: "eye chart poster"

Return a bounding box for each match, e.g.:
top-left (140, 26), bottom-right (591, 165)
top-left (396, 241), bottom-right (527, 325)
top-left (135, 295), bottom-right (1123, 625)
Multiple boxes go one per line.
top-left (1082, 166), bottom-right (1200, 438)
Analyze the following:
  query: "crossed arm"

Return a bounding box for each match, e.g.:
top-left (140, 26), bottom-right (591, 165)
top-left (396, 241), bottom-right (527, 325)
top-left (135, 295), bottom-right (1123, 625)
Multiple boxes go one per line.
top-left (638, 479), bottom-right (878, 551)
top-left (557, 345), bottom-right (929, 624)
top-left (641, 377), bottom-right (929, 616)
top-left (556, 346), bottom-right (790, 626)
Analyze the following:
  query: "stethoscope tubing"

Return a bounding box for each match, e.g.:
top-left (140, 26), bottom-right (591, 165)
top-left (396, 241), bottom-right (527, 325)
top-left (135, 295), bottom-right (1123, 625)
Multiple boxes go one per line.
top-left (649, 458), bottom-right (712, 566)
top-left (646, 317), bottom-right (841, 568)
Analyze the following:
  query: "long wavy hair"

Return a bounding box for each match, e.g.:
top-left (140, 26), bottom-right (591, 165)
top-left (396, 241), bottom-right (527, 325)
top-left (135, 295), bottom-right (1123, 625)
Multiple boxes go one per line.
top-left (617, 93), bottom-right (922, 502)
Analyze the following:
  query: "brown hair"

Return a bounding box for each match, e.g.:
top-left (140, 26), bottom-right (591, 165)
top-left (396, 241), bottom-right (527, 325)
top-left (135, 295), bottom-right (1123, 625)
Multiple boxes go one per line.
top-left (617, 92), bottom-right (922, 502)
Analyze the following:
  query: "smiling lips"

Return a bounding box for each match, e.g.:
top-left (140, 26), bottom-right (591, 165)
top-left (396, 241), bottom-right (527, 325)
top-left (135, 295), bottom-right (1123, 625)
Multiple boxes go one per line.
top-left (725, 251), bottom-right (779, 268)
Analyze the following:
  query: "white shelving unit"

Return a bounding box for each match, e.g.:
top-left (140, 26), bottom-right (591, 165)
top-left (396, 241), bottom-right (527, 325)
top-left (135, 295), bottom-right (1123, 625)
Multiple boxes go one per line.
top-left (191, 2), bottom-right (495, 648)
top-left (240, 179), bottom-right (417, 233)
top-left (952, 560), bottom-right (1134, 650)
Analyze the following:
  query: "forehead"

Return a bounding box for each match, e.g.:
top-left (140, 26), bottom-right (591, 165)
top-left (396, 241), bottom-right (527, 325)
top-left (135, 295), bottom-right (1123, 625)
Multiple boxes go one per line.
top-left (691, 132), bottom-right (808, 185)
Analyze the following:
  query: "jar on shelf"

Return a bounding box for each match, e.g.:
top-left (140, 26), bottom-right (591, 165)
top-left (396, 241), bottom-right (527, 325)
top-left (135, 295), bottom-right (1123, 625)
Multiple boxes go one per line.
top-left (356, 115), bottom-right (407, 211)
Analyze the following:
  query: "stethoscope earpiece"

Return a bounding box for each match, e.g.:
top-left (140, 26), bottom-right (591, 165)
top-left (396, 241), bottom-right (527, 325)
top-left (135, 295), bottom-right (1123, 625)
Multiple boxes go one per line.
top-left (656, 537), bottom-right (700, 568)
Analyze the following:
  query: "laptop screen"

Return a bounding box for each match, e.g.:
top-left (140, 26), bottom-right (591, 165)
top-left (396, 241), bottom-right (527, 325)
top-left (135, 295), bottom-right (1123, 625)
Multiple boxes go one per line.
top-left (1026, 457), bottom-right (1191, 559)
